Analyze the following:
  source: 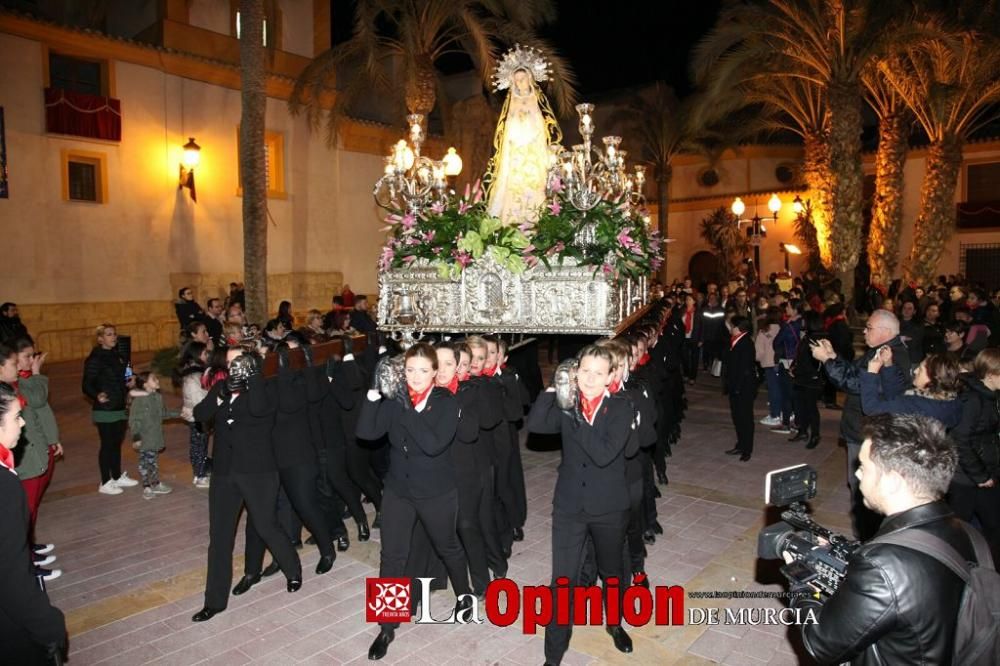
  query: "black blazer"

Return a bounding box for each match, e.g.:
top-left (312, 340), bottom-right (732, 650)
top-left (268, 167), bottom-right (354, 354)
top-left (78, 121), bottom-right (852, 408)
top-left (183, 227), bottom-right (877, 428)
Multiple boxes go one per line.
top-left (0, 469), bottom-right (66, 663)
top-left (194, 375), bottom-right (277, 475)
top-left (308, 358), bottom-right (365, 452)
top-left (622, 380), bottom-right (656, 483)
top-left (469, 375), bottom-right (504, 466)
top-left (526, 391), bottom-right (635, 514)
top-left (268, 368), bottom-right (316, 469)
top-left (356, 387), bottom-right (459, 499)
top-left (82, 346), bottom-right (127, 412)
top-left (724, 333), bottom-right (757, 396)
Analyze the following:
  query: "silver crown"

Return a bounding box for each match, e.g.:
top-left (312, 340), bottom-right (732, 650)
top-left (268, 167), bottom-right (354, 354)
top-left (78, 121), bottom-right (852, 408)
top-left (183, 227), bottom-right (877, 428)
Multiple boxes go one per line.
top-left (492, 44), bottom-right (552, 91)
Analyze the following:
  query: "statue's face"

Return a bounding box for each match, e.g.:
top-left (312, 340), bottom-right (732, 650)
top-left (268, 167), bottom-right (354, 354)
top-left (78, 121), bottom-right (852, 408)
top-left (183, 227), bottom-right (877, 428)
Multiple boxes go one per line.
top-left (513, 69), bottom-right (531, 94)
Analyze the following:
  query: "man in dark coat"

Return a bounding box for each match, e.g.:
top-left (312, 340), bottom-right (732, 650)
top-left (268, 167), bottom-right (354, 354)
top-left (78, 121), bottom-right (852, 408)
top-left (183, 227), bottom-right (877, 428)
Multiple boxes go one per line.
top-left (0, 302), bottom-right (28, 343)
top-left (174, 287), bottom-right (205, 331)
top-left (351, 295), bottom-right (378, 336)
top-left (723, 316), bottom-right (757, 462)
top-left (812, 308), bottom-right (912, 539)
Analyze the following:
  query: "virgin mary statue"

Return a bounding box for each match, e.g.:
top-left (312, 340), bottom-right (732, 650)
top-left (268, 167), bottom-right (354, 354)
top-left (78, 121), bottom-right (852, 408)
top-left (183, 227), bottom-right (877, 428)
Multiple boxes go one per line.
top-left (485, 45), bottom-right (562, 227)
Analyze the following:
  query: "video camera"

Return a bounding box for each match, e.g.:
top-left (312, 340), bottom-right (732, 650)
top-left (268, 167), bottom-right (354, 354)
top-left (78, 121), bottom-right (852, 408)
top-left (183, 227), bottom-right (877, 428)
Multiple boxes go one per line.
top-left (757, 464), bottom-right (860, 599)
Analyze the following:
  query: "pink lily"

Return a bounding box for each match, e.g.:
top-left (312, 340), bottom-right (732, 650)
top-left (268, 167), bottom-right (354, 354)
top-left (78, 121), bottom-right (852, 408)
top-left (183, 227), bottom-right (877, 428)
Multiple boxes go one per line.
top-left (402, 255), bottom-right (417, 264)
top-left (525, 255), bottom-right (539, 269)
top-left (549, 176), bottom-right (564, 193)
top-left (379, 246), bottom-right (395, 270)
top-left (471, 179), bottom-right (483, 204)
top-left (458, 201), bottom-right (471, 214)
top-left (401, 213), bottom-right (417, 231)
top-left (454, 251), bottom-right (473, 268)
top-left (430, 201), bottom-right (445, 215)
top-left (548, 199), bottom-right (561, 215)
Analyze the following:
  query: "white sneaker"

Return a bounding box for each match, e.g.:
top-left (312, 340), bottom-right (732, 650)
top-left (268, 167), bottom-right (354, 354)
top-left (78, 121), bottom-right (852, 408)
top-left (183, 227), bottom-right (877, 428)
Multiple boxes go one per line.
top-left (142, 487), bottom-right (155, 500)
top-left (99, 480), bottom-right (123, 495)
top-left (114, 472), bottom-right (139, 488)
top-left (34, 554), bottom-right (57, 567)
top-left (151, 482), bottom-right (172, 495)
top-left (33, 543), bottom-right (55, 555)
top-left (36, 567), bottom-right (62, 582)
top-left (759, 416), bottom-right (781, 426)
top-left (195, 477), bottom-right (210, 489)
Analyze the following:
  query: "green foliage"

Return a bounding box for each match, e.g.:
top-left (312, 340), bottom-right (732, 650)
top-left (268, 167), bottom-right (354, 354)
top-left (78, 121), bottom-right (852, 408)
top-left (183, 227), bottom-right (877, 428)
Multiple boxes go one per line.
top-left (151, 346), bottom-right (180, 382)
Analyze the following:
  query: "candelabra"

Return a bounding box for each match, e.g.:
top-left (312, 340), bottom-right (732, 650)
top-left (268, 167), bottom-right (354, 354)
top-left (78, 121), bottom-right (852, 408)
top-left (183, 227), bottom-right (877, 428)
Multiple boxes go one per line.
top-left (372, 113), bottom-right (462, 215)
top-left (548, 103), bottom-right (646, 212)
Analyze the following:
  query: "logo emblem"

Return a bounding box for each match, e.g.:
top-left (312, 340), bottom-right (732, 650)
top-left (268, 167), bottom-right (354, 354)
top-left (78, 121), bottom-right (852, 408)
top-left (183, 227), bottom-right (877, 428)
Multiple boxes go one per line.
top-left (366, 578), bottom-right (412, 623)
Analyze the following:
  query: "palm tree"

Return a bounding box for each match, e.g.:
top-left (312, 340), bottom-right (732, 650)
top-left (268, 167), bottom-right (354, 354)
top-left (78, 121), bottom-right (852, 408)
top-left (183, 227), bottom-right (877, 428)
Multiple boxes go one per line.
top-left (239, 0), bottom-right (269, 324)
top-left (288, 0), bottom-right (576, 143)
top-left (694, 0), bottom-right (915, 296)
top-left (700, 207), bottom-right (751, 282)
top-left (862, 65), bottom-right (911, 287)
top-left (879, 29), bottom-right (1000, 283)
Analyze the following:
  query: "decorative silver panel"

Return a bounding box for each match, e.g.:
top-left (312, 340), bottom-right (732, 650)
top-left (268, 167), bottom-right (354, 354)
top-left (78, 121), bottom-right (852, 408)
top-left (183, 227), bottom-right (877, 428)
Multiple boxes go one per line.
top-left (377, 256), bottom-right (648, 336)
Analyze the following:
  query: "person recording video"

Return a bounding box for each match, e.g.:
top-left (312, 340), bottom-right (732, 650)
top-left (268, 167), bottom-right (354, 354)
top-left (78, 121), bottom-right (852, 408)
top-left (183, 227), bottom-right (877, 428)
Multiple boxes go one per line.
top-left (784, 413), bottom-right (978, 665)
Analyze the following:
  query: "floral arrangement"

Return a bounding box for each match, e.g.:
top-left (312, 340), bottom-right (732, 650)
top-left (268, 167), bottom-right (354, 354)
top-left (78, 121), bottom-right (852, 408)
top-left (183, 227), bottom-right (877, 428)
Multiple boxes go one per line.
top-left (379, 180), bottom-right (663, 282)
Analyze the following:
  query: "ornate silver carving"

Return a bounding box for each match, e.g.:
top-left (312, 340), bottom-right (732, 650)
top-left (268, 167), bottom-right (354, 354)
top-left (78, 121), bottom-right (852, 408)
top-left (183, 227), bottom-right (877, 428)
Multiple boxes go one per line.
top-left (377, 255), bottom-right (649, 336)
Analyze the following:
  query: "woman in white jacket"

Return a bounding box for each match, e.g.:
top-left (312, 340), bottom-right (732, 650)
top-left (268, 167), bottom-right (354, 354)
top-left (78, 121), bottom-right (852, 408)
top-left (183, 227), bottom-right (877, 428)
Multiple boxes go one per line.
top-left (177, 342), bottom-right (210, 487)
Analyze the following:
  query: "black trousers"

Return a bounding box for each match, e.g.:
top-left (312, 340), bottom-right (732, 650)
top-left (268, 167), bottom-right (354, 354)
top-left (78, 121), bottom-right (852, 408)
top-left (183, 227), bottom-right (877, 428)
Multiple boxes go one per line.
top-left (792, 385), bottom-right (822, 437)
top-left (245, 463), bottom-right (334, 574)
top-left (96, 420), bottom-right (126, 484)
top-left (948, 482), bottom-right (1000, 555)
top-left (545, 508), bottom-right (628, 665)
top-left (323, 444), bottom-right (367, 529)
top-left (845, 441), bottom-right (883, 540)
top-left (641, 448), bottom-right (658, 527)
top-left (625, 478), bottom-right (646, 573)
top-left (456, 467), bottom-right (508, 593)
top-left (729, 391), bottom-right (756, 454)
top-left (492, 432), bottom-right (516, 549)
top-left (346, 438), bottom-right (383, 511)
top-left (204, 472), bottom-right (302, 610)
top-left (681, 339), bottom-right (700, 381)
top-left (507, 425), bottom-right (528, 529)
top-left (379, 486), bottom-right (471, 629)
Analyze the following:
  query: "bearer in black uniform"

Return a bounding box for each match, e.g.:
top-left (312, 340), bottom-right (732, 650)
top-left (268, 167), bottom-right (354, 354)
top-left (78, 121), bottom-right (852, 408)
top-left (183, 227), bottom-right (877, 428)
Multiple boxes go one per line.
top-left (191, 349), bottom-right (303, 623)
top-left (357, 343), bottom-right (473, 661)
top-left (723, 316), bottom-right (757, 461)
top-left (526, 345), bottom-right (637, 665)
top-left (495, 338), bottom-right (530, 543)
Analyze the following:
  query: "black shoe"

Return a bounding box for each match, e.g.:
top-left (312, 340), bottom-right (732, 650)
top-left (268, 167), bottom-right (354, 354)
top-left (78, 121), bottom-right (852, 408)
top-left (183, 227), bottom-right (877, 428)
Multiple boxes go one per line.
top-left (740, 453), bottom-right (752, 462)
top-left (454, 596), bottom-right (474, 616)
top-left (191, 607), bottom-right (223, 622)
top-left (291, 540), bottom-right (304, 550)
top-left (606, 625), bottom-right (633, 653)
top-left (656, 470), bottom-right (668, 485)
top-left (806, 436), bottom-right (820, 450)
top-left (368, 628), bottom-right (394, 660)
top-left (358, 519), bottom-right (371, 542)
top-left (287, 578), bottom-right (302, 593)
top-left (262, 561), bottom-right (281, 578)
top-left (725, 448), bottom-right (742, 456)
top-left (305, 535), bottom-right (317, 546)
top-left (373, 511), bottom-right (382, 529)
top-left (651, 521), bottom-right (663, 535)
top-left (232, 574), bottom-right (261, 596)
top-left (652, 485), bottom-right (662, 498)
top-left (512, 527), bottom-right (524, 542)
top-left (789, 431), bottom-right (809, 442)
top-left (336, 535), bottom-right (350, 552)
top-left (643, 530), bottom-right (655, 545)
top-left (316, 554), bottom-right (335, 575)
top-left (502, 544), bottom-right (512, 559)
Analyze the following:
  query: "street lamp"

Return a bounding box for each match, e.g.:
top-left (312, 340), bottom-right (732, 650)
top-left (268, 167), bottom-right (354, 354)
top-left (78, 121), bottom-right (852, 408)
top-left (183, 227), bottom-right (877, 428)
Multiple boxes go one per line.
top-left (780, 242), bottom-right (802, 272)
top-left (731, 194), bottom-right (783, 282)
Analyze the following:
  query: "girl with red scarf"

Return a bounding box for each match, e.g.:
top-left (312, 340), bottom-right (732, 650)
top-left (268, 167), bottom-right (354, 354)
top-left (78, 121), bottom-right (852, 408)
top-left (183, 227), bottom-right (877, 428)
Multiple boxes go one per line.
top-left (0, 382), bottom-right (67, 664)
top-left (357, 343), bottom-right (472, 661)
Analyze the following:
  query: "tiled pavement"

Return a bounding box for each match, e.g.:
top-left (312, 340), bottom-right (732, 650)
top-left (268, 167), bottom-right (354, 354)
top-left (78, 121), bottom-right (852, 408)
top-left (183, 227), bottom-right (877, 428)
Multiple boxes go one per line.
top-left (37, 356), bottom-right (853, 665)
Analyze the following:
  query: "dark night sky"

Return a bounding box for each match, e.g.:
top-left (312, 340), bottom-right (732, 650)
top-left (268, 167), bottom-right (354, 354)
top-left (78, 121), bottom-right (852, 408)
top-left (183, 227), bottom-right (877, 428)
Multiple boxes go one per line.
top-left (331, 1), bottom-right (723, 97)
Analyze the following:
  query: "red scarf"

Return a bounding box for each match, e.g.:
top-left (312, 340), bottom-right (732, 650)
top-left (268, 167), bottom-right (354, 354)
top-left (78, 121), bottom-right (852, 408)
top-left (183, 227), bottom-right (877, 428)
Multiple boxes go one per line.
top-left (8, 380), bottom-right (26, 408)
top-left (730, 331), bottom-right (748, 349)
top-left (408, 383), bottom-right (433, 408)
top-left (440, 375), bottom-right (459, 395)
top-left (609, 379), bottom-right (622, 394)
top-left (482, 364), bottom-right (498, 377)
top-left (17, 370), bottom-right (31, 379)
top-left (579, 393), bottom-right (604, 424)
top-left (824, 314), bottom-right (846, 331)
top-left (637, 353), bottom-right (650, 367)
top-left (203, 369), bottom-right (227, 390)
top-left (683, 308), bottom-right (694, 334)
top-left (0, 445), bottom-right (14, 472)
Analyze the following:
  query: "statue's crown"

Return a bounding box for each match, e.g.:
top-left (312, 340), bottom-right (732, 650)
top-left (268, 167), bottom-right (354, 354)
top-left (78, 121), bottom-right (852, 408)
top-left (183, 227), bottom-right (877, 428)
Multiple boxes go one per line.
top-left (492, 44), bottom-right (551, 91)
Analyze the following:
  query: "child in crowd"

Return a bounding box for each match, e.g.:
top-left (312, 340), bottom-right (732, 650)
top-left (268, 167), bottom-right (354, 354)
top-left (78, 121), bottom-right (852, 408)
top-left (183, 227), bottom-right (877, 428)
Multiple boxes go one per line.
top-left (128, 372), bottom-right (180, 500)
top-left (178, 342), bottom-right (210, 488)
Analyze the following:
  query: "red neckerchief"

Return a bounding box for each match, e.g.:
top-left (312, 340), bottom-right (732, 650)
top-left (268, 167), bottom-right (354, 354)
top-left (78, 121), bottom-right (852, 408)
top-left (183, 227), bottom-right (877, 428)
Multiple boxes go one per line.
top-left (609, 379), bottom-right (622, 394)
top-left (0, 445), bottom-right (15, 472)
top-left (637, 353), bottom-right (650, 367)
top-left (824, 314), bottom-right (846, 331)
top-left (8, 380), bottom-right (26, 408)
top-left (203, 369), bottom-right (226, 390)
top-left (482, 364), bottom-right (498, 377)
top-left (579, 392), bottom-right (604, 425)
top-left (683, 308), bottom-right (694, 334)
top-left (441, 375), bottom-right (459, 394)
top-left (408, 383), bottom-right (433, 408)
top-left (17, 370), bottom-right (31, 379)
top-left (731, 332), bottom-right (748, 349)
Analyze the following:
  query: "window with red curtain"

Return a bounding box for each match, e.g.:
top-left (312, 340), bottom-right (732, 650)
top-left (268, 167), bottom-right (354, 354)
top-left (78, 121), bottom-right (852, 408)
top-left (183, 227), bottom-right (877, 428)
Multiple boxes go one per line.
top-left (44, 88), bottom-right (121, 141)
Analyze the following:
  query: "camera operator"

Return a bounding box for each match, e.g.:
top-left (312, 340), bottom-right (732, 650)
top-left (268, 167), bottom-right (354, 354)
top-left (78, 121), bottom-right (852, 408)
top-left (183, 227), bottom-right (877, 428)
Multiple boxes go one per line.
top-left (811, 308), bottom-right (911, 539)
top-left (785, 413), bottom-right (973, 665)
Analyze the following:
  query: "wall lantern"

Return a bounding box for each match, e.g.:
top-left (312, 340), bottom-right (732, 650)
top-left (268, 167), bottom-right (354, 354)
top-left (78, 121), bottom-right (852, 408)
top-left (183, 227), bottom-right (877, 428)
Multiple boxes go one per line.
top-left (442, 147), bottom-right (463, 177)
top-left (780, 242), bottom-right (802, 271)
top-left (179, 137), bottom-right (201, 202)
top-left (792, 194), bottom-right (804, 215)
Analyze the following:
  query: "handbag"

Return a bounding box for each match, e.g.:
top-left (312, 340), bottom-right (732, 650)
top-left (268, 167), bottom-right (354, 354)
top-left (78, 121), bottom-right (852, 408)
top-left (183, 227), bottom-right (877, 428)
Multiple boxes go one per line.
top-left (711, 359), bottom-right (723, 377)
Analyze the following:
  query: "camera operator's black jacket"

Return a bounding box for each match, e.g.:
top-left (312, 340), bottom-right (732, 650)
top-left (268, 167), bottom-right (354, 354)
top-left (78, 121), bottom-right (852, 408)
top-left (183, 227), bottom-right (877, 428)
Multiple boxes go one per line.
top-left (793, 501), bottom-right (973, 666)
top-left (951, 374), bottom-right (1000, 485)
top-left (823, 335), bottom-right (911, 443)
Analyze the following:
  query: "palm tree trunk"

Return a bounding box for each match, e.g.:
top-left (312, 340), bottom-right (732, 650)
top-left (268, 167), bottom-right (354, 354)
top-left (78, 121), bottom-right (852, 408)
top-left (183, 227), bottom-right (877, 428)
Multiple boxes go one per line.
top-left (405, 56), bottom-right (437, 116)
top-left (868, 111), bottom-right (908, 287)
top-left (802, 131), bottom-right (833, 267)
top-left (240, 0), bottom-right (268, 325)
top-left (906, 136), bottom-right (962, 285)
top-left (656, 166), bottom-right (671, 282)
top-left (827, 82), bottom-right (865, 299)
